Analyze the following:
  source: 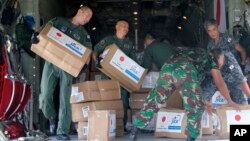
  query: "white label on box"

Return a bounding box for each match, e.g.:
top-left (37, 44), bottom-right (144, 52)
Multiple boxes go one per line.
top-left (109, 113), bottom-right (116, 137)
top-left (76, 92), bottom-right (84, 102)
top-left (82, 106), bottom-right (89, 118)
top-left (83, 127), bottom-right (88, 136)
top-left (156, 112), bottom-right (184, 133)
top-left (211, 91), bottom-right (228, 105)
top-left (71, 86), bottom-right (79, 96)
top-left (201, 112), bottom-right (210, 128)
top-left (109, 50), bottom-right (145, 83)
top-left (47, 26), bottom-right (87, 57)
top-left (226, 110), bottom-right (250, 132)
top-left (142, 72), bottom-right (159, 88)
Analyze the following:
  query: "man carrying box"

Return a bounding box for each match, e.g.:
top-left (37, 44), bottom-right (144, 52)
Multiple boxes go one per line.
top-left (32, 5), bottom-right (93, 140)
top-left (93, 20), bottom-right (137, 133)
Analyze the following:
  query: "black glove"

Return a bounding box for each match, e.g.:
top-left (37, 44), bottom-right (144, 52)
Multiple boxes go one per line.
top-left (31, 32), bottom-right (39, 44)
top-left (95, 56), bottom-right (103, 68)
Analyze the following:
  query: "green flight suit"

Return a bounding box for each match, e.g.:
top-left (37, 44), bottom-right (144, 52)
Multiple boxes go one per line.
top-left (94, 35), bottom-right (137, 128)
top-left (142, 40), bottom-right (175, 70)
top-left (39, 17), bottom-right (92, 135)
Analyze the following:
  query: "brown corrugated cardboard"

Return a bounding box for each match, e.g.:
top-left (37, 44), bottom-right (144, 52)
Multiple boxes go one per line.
top-left (77, 122), bottom-right (88, 140)
top-left (31, 24), bottom-right (92, 77)
top-left (130, 93), bottom-right (148, 109)
top-left (88, 110), bottom-right (116, 141)
top-left (71, 80), bottom-right (121, 103)
top-left (71, 100), bottom-right (124, 122)
top-left (201, 111), bottom-right (213, 135)
top-left (155, 108), bottom-right (187, 138)
top-left (216, 105), bottom-right (250, 139)
top-left (98, 44), bottom-right (148, 92)
top-left (166, 90), bottom-right (184, 109)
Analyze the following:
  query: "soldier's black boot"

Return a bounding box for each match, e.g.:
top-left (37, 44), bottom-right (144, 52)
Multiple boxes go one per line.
top-left (129, 125), bottom-right (138, 141)
top-left (186, 135), bottom-right (195, 141)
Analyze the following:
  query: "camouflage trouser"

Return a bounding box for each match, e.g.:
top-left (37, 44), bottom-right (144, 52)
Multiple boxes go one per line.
top-left (133, 61), bottom-right (205, 139)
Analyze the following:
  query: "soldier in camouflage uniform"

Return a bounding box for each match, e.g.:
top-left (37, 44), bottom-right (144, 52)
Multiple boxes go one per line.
top-left (129, 47), bottom-right (241, 141)
top-left (93, 20), bottom-right (137, 132)
top-left (203, 19), bottom-right (250, 105)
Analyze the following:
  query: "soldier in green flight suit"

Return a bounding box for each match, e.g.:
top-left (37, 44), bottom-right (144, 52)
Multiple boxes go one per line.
top-left (142, 33), bottom-right (175, 70)
top-left (93, 20), bottom-right (137, 132)
top-left (32, 5), bottom-right (93, 140)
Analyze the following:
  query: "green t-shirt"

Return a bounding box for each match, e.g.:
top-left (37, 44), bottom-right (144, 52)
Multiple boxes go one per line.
top-left (142, 40), bottom-right (175, 70)
top-left (94, 35), bottom-right (137, 61)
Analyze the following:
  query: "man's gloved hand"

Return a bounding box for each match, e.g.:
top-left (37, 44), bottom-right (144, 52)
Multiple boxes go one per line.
top-left (31, 32), bottom-right (39, 44)
top-left (95, 56), bottom-right (103, 68)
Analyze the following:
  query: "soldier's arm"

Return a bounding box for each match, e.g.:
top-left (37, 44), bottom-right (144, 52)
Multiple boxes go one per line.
top-left (235, 43), bottom-right (247, 65)
top-left (210, 68), bottom-right (241, 110)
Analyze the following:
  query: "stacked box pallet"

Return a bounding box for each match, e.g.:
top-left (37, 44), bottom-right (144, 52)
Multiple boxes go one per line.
top-left (70, 80), bottom-right (124, 139)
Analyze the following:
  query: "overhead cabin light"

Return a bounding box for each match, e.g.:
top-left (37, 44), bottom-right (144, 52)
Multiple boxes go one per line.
top-left (133, 11), bottom-right (138, 15)
top-left (134, 22), bottom-right (138, 25)
top-left (132, 1), bottom-right (138, 5)
top-left (182, 16), bottom-right (187, 20)
top-left (92, 27), bottom-right (96, 31)
top-left (134, 17), bottom-right (138, 20)
top-left (177, 26), bottom-right (182, 30)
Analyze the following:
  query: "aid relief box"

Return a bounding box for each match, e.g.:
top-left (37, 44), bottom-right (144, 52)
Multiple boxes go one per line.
top-left (201, 111), bottom-right (213, 135)
top-left (88, 110), bottom-right (116, 141)
top-left (70, 80), bottom-right (121, 103)
top-left (31, 24), bottom-right (92, 77)
top-left (155, 108), bottom-right (187, 138)
top-left (77, 122), bottom-right (88, 140)
top-left (98, 44), bottom-right (148, 92)
top-left (216, 105), bottom-right (250, 139)
top-left (211, 91), bottom-right (228, 108)
top-left (71, 100), bottom-right (123, 122)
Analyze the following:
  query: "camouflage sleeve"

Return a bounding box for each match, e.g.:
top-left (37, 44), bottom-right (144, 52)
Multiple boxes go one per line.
top-left (94, 37), bottom-right (111, 56)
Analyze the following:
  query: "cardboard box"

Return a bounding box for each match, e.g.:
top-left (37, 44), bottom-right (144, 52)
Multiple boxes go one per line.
top-left (216, 105), bottom-right (250, 139)
top-left (116, 118), bottom-right (124, 137)
top-left (98, 44), bottom-right (148, 92)
top-left (166, 90), bottom-right (184, 109)
top-left (88, 110), bottom-right (116, 141)
top-left (211, 91), bottom-right (228, 108)
top-left (130, 93), bottom-right (148, 109)
top-left (141, 71), bottom-right (159, 88)
top-left (71, 100), bottom-right (124, 122)
top-left (71, 80), bottom-right (121, 103)
top-left (201, 111), bottom-right (213, 135)
top-left (89, 71), bottom-right (103, 81)
top-left (77, 122), bottom-right (88, 140)
top-left (155, 108), bottom-right (187, 138)
top-left (31, 24), bottom-right (92, 77)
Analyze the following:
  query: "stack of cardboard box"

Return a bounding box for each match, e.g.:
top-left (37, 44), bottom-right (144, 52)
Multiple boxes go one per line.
top-left (70, 80), bottom-right (124, 139)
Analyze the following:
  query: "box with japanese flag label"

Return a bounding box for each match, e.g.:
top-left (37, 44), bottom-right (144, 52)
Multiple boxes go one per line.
top-left (155, 108), bottom-right (187, 138)
top-left (98, 44), bottom-right (148, 92)
top-left (31, 24), bottom-right (92, 77)
top-left (211, 91), bottom-right (228, 108)
top-left (216, 105), bottom-right (250, 139)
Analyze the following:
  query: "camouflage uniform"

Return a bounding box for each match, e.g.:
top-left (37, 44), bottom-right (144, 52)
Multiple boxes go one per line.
top-left (133, 47), bottom-right (218, 139)
top-left (205, 33), bottom-right (247, 104)
top-left (94, 35), bottom-right (137, 128)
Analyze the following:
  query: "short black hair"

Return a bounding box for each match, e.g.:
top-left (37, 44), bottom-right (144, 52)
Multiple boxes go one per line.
top-left (211, 48), bottom-right (223, 64)
top-left (204, 19), bottom-right (217, 30)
